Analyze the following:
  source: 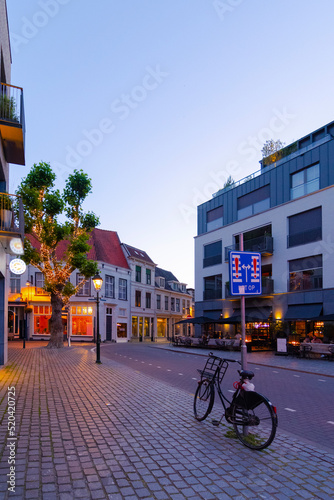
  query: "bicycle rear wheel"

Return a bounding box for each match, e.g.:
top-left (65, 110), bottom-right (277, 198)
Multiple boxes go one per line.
top-left (194, 380), bottom-right (214, 421)
top-left (232, 392), bottom-right (277, 450)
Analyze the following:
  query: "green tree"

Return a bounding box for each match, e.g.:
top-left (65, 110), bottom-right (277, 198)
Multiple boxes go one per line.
top-left (16, 162), bottom-right (99, 348)
top-left (261, 139), bottom-right (285, 158)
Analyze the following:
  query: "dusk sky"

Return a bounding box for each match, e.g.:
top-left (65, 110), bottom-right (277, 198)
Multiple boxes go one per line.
top-left (6, 0), bottom-right (334, 288)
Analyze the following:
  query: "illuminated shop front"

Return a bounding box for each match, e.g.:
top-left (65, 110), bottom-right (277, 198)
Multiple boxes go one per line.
top-left (34, 305), bottom-right (51, 334)
top-left (157, 318), bottom-right (167, 338)
top-left (132, 316), bottom-right (154, 340)
top-left (71, 305), bottom-right (93, 337)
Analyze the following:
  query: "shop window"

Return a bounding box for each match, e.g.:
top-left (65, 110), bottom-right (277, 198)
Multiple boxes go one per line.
top-left (34, 305), bottom-right (51, 334)
top-left (117, 323), bottom-right (127, 338)
top-left (144, 317), bottom-right (150, 337)
top-left (289, 255), bottom-right (323, 292)
top-left (203, 241), bottom-right (222, 268)
top-left (157, 318), bottom-right (167, 337)
top-left (288, 207), bottom-right (322, 247)
top-left (132, 316), bottom-right (138, 336)
top-left (291, 163), bottom-right (319, 200)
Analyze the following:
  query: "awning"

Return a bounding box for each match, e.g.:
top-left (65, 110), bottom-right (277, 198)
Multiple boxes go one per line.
top-left (219, 306), bottom-right (272, 323)
top-left (311, 313), bottom-right (334, 321)
top-left (284, 304), bottom-right (323, 321)
top-left (176, 316), bottom-right (216, 325)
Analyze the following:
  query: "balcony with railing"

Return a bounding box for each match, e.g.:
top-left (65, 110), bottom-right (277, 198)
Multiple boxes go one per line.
top-left (225, 235), bottom-right (274, 261)
top-left (0, 83), bottom-right (25, 165)
top-left (0, 193), bottom-right (24, 254)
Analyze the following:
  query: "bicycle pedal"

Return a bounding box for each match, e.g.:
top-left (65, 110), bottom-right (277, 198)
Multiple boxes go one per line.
top-left (211, 420), bottom-right (220, 426)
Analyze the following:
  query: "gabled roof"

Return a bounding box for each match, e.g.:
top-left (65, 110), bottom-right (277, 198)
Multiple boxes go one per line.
top-left (26, 228), bottom-right (130, 270)
top-left (122, 243), bottom-right (155, 265)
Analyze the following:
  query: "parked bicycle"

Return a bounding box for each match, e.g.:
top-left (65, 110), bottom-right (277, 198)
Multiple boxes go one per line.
top-left (194, 352), bottom-right (278, 450)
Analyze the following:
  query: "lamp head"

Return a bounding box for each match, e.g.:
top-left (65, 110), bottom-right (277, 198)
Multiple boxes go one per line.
top-left (92, 273), bottom-right (103, 292)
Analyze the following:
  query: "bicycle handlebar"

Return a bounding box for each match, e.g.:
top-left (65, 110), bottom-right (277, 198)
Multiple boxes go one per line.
top-left (208, 352), bottom-right (241, 365)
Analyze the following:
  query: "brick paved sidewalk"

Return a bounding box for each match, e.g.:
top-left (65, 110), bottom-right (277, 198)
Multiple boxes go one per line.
top-left (0, 343), bottom-right (333, 500)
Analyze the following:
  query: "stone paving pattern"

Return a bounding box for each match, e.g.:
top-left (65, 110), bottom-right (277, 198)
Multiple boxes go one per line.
top-left (0, 342), bottom-right (333, 500)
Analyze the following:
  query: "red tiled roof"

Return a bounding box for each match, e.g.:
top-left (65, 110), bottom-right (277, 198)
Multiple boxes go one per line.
top-left (26, 228), bottom-right (130, 269)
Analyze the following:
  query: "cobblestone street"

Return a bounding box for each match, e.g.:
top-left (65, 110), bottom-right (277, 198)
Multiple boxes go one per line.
top-left (0, 343), bottom-right (333, 500)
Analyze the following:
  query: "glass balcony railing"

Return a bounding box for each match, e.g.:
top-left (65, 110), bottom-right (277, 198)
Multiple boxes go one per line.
top-left (225, 235), bottom-right (273, 261)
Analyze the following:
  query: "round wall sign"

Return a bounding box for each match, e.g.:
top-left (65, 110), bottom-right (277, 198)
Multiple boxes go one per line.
top-left (9, 259), bottom-right (27, 275)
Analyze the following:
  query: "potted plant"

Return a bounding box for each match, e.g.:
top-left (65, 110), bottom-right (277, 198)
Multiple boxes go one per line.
top-left (0, 94), bottom-right (19, 122)
top-left (0, 193), bottom-right (13, 228)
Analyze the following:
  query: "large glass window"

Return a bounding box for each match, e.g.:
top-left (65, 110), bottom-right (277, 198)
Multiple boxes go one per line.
top-left (71, 306), bottom-right (93, 336)
top-left (132, 316), bottom-right (138, 336)
top-left (157, 318), bottom-right (167, 337)
top-left (203, 275), bottom-right (222, 300)
top-left (237, 185), bottom-right (270, 220)
top-left (203, 241), bottom-right (222, 267)
top-left (288, 207), bottom-right (322, 247)
top-left (105, 275), bottom-right (115, 298)
top-left (117, 323), bottom-right (127, 338)
top-left (206, 205), bottom-right (223, 232)
top-left (34, 305), bottom-right (51, 334)
top-left (289, 255), bottom-right (322, 292)
top-left (291, 164), bottom-right (319, 200)
top-left (119, 279), bottom-right (127, 300)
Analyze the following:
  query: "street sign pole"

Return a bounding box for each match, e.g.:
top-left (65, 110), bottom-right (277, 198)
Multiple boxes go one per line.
top-left (229, 244), bottom-right (262, 371)
top-left (240, 234), bottom-right (247, 370)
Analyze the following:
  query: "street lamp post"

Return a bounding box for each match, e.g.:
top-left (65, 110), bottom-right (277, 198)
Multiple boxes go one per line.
top-left (92, 273), bottom-right (103, 364)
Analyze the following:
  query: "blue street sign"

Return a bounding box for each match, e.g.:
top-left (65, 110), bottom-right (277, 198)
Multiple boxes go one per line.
top-left (229, 251), bottom-right (262, 296)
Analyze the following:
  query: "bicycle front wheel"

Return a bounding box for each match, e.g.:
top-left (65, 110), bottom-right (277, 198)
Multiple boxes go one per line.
top-left (232, 392), bottom-right (277, 450)
top-left (194, 380), bottom-right (214, 421)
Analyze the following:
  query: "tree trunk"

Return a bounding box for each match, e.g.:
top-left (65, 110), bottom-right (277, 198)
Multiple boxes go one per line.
top-left (47, 293), bottom-right (64, 348)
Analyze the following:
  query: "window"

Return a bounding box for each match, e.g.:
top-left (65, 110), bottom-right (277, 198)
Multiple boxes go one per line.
top-left (146, 269), bottom-right (151, 285)
top-left (76, 274), bottom-right (91, 296)
top-left (165, 296), bottom-right (169, 310)
top-left (135, 290), bottom-right (141, 307)
top-left (289, 255), bottom-right (322, 292)
top-left (10, 273), bottom-right (20, 293)
top-left (146, 292), bottom-right (151, 309)
top-left (105, 275), bottom-right (115, 298)
top-left (117, 323), bottom-right (127, 338)
top-left (171, 298), bottom-right (175, 311)
top-left (135, 265), bottom-right (141, 282)
top-left (203, 275), bottom-right (222, 300)
top-left (288, 207), bottom-right (322, 247)
top-left (203, 241), bottom-right (222, 267)
top-left (119, 278), bottom-right (127, 300)
top-left (291, 164), bottom-right (319, 200)
top-left (237, 185), bottom-right (270, 220)
top-left (206, 205), bottom-right (223, 231)
top-left (35, 272), bottom-right (49, 295)
top-left (159, 277), bottom-right (165, 288)
top-left (157, 294), bottom-right (161, 310)
top-left (176, 298), bottom-right (180, 312)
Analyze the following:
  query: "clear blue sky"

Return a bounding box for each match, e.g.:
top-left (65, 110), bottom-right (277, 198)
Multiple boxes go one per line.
top-left (6, 0), bottom-right (334, 288)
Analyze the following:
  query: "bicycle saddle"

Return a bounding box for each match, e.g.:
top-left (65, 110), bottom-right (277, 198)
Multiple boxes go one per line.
top-left (239, 370), bottom-right (254, 380)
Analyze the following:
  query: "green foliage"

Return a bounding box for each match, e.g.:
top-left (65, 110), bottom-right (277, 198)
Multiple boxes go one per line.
top-left (0, 94), bottom-right (18, 122)
top-left (16, 161), bottom-right (99, 303)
